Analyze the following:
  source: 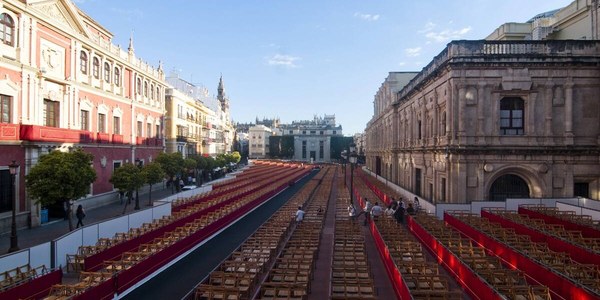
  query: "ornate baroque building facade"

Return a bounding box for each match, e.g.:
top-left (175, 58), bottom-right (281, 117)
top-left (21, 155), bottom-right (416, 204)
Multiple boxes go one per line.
top-left (366, 40), bottom-right (600, 203)
top-left (365, 1), bottom-right (600, 204)
top-left (0, 0), bottom-right (165, 230)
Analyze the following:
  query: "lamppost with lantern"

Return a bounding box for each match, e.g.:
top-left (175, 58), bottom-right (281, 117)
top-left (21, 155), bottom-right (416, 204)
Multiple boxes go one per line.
top-left (8, 161), bottom-right (19, 253)
top-left (349, 143), bottom-right (357, 205)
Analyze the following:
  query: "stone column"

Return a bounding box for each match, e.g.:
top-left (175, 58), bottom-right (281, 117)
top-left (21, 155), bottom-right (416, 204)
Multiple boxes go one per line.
top-left (528, 92), bottom-right (537, 137)
top-left (457, 84), bottom-right (466, 141)
top-left (477, 83), bottom-right (486, 144)
top-left (564, 83), bottom-right (574, 144)
top-left (544, 83), bottom-right (553, 144)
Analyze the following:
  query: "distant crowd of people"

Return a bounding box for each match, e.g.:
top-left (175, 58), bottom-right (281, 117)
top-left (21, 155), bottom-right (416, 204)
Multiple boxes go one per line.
top-left (347, 196), bottom-right (420, 225)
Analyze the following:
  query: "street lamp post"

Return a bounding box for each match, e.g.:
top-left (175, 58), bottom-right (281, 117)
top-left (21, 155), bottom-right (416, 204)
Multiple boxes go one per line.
top-left (8, 161), bottom-right (19, 253)
top-left (341, 150), bottom-right (347, 187)
top-left (134, 159), bottom-right (142, 210)
top-left (349, 144), bottom-right (357, 205)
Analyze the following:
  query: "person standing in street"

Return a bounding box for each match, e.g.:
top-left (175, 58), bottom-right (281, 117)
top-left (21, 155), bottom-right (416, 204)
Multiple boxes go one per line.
top-left (75, 205), bottom-right (86, 228)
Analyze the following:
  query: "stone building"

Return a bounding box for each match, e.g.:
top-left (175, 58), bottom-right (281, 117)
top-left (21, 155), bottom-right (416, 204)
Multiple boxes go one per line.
top-left (164, 75), bottom-right (234, 158)
top-left (0, 0), bottom-right (165, 230)
top-left (278, 115), bottom-right (343, 163)
top-left (249, 125), bottom-right (272, 159)
top-left (365, 1), bottom-right (600, 203)
top-left (164, 75), bottom-right (212, 157)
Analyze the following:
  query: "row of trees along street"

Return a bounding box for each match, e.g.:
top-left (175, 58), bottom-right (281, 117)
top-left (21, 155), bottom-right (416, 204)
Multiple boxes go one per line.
top-left (26, 150), bottom-right (241, 231)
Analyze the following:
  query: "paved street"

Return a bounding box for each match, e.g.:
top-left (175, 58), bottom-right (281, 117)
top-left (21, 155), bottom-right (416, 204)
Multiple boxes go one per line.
top-left (0, 186), bottom-right (178, 253)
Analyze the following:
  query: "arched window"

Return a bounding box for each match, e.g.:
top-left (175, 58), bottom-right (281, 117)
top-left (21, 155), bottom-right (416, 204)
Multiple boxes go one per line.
top-left (79, 51), bottom-right (88, 74)
top-left (114, 67), bottom-right (120, 86)
top-left (103, 62), bottom-right (110, 83)
top-left (500, 97), bottom-right (524, 135)
top-left (0, 13), bottom-right (14, 46)
top-left (156, 87), bottom-right (160, 100)
top-left (489, 174), bottom-right (530, 201)
top-left (136, 77), bottom-right (142, 95)
top-left (150, 84), bottom-right (154, 99)
top-left (92, 57), bottom-right (100, 79)
top-left (143, 81), bottom-right (148, 97)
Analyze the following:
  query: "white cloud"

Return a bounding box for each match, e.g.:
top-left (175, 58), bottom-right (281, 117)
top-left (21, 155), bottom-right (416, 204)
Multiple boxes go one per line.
top-left (405, 47), bottom-right (422, 57)
top-left (418, 22), bottom-right (436, 34)
top-left (267, 54), bottom-right (301, 68)
top-left (424, 26), bottom-right (472, 43)
top-left (354, 12), bottom-right (380, 22)
top-left (398, 62), bottom-right (406, 67)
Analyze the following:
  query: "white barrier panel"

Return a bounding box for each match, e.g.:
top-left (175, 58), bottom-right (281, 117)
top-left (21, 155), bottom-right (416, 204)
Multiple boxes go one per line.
top-left (556, 202), bottom-right (583, 215)
top-left (128, 209), bottom-right (153, 229)
top-left (583, 207), bottom-right (600, 221)
top-left (54, 230), bottom-right (83, 269)
top-left (98, 215), bottom-right (128, 239)
top-left (556, 201), bottom-right (600, 221)
top-left (436, 204), bottom-right (471, 219)
top-left (29, 242), bottom-right (51, 269)
top-left (471, 201), bottom-right (506, 215)
top-left (579, 197), bottom-right (600, 210)
top-left (82, 226), bottom-right (100, 246)
top-left (0, 249), bottom-right (29, 272)
top-left (152, 202), bottom-right (171, 220)
top-left (506, 198), bottom-right (543, 211)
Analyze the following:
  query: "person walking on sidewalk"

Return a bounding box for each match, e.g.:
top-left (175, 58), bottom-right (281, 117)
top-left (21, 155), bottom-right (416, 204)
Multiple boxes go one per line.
top-left (75, 205), bottom-right (86, 228)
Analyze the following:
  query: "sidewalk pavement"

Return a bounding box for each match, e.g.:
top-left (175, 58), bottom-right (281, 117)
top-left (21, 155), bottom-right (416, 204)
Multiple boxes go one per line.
top-left (0, 186), bottom-right (185, 253)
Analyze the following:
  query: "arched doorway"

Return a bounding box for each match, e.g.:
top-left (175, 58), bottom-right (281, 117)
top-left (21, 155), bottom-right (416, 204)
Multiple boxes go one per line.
top-left (489, 174), bottom-right (530, 201)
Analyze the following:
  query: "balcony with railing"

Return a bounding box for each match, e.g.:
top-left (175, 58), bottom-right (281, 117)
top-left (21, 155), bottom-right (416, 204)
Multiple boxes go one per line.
top-left (18, 124), bottom-right (95, 143)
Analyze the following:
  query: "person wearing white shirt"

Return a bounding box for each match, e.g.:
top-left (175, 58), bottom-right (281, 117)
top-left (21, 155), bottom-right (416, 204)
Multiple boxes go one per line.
top-left (371, 202), bottom-right (383, 218)
top-left (295, 206), bottom-right (305, 223)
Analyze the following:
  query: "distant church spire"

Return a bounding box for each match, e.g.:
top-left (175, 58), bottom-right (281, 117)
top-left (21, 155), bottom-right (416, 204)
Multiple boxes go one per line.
top-left (128, 31), bottom-right (135, 53)
top-left (218, 74), bottom-right (224, 95)
top-left (217, 75), bottom-right (229, 112)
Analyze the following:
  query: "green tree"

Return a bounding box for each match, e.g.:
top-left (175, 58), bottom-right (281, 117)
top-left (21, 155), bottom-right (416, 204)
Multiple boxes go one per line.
top-left (110, 163), bottom-right (145, 211)
top-left (203, 156), bottom-right (216, 181)
top-left (26, 149), bottom-right (97, 230)
top-left (230, 151), bottom-right (241, 164)
top-left (140, 162), bottom-right (165, 206)
top-left (184, 157), bottom-right (198, 185)
top-left (155, 152), bottom-right (184, 193)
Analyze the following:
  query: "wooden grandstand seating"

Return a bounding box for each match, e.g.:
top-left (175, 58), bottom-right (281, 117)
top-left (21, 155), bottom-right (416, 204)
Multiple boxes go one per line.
top-left (0, 264), bottom-right (48, 291)
top-left (67, 246), bottom-right (98, 272)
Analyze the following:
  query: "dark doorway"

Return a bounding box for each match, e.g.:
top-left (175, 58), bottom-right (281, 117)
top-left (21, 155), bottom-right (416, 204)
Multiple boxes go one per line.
top-left (574, 182), bottom-right (589, 198)
top-left (489, 174), bottom-right (530, 201)
top-left (375, 156), bottom-right (381, 176)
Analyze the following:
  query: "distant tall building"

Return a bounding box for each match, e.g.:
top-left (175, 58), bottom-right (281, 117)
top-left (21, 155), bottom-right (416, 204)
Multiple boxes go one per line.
top-left (165, 74), bottom-right (235, 157)
top-left (365, 0), bottom-right (600, 203)
top-left (248, 125), bottom-right (272, 158)
top-left (278, 115), bottom-right (343, 162)
top-left (164, 75), bottom-right (212, 157)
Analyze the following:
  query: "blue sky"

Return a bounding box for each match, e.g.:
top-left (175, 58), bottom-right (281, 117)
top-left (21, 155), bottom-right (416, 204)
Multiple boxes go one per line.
top-left (74, 0), bottom-right (571, 135)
